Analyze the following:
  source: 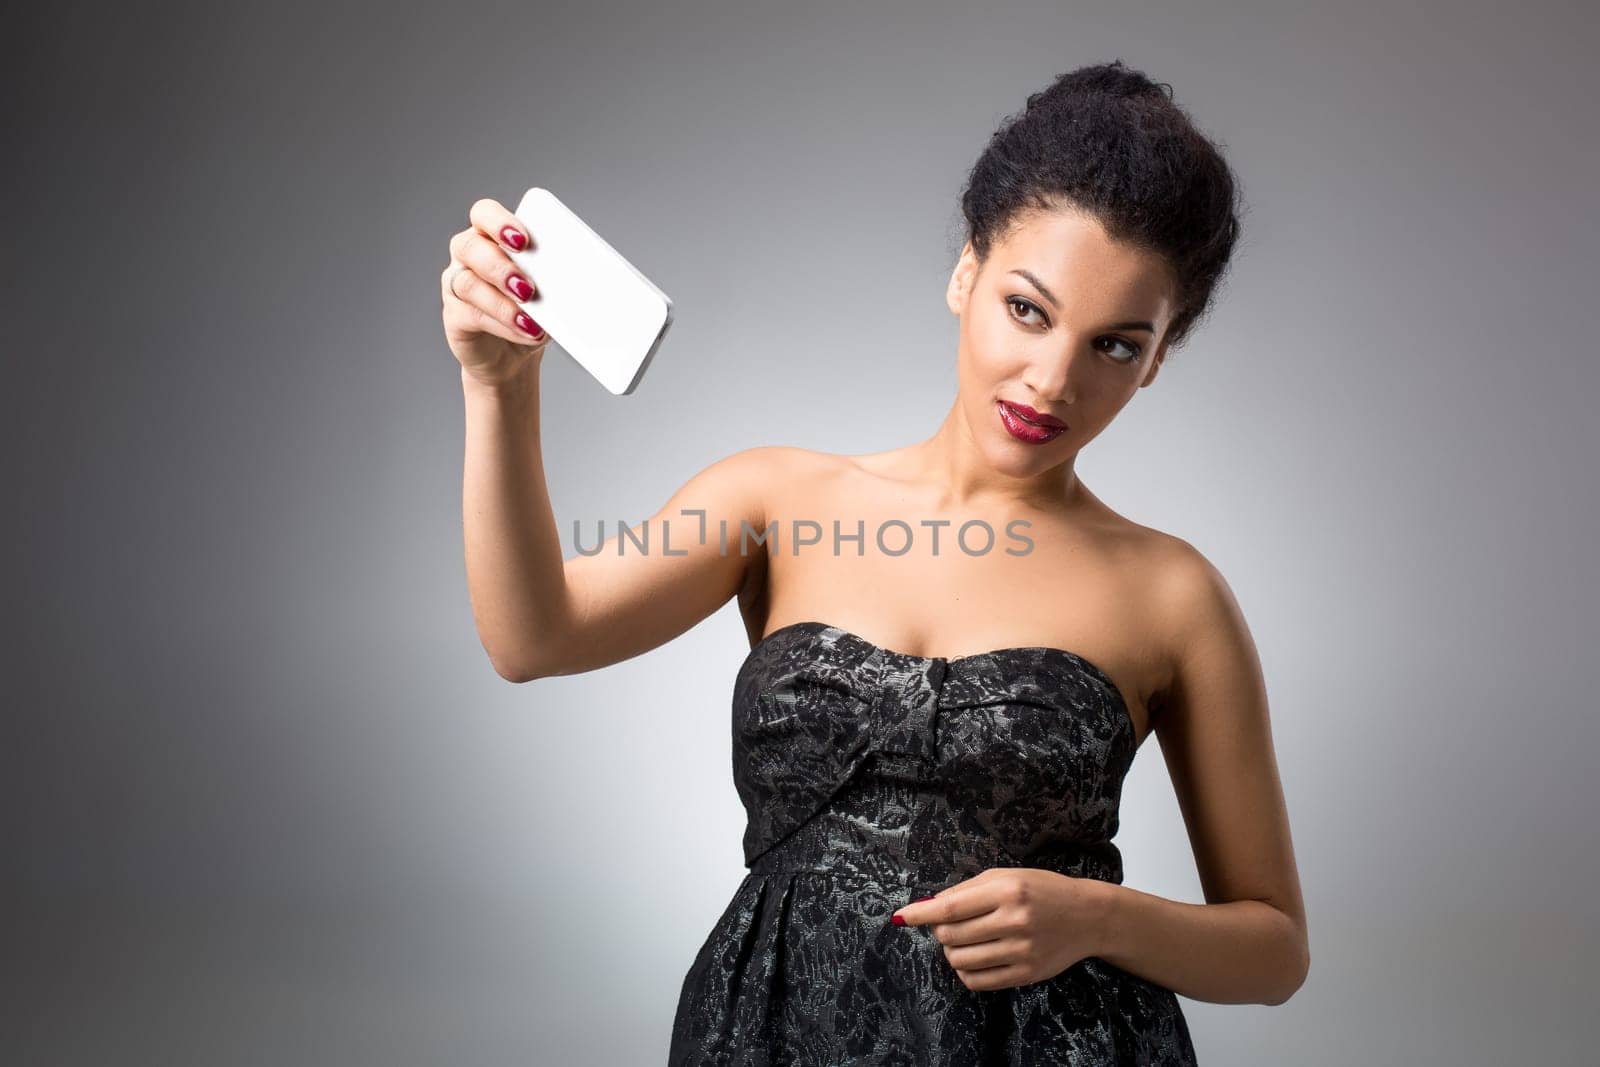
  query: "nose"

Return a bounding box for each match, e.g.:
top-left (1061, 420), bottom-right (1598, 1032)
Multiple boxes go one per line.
top-left (1021, 350), bottom-right (1077, 407)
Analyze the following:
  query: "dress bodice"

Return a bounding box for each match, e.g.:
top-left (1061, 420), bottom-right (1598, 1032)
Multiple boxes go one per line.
top-left (731, 620), bottom-right (1138, 886)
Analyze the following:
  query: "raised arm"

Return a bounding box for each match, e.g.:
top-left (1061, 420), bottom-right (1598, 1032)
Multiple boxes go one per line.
top-left (460, 355), bottom-right (779, 681)
top-left (497, 436), bottom-right (775, 681)
top-left (445, 194), bottom-right (774, 682)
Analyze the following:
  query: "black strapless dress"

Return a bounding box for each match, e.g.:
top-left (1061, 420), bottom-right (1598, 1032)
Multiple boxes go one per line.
top-left (668, 621), bottom-right (1198, 1066)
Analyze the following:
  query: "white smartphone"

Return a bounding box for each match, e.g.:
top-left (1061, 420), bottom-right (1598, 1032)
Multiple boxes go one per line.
top-left (506, 186), bottom-right (673, 396)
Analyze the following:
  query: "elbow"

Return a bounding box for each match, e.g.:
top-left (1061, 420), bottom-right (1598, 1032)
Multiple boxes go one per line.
top-left (490, 655), bottom-right (533, 683)
top-left (486, 647), bottom-right (547, 684)
top-left (1263, 938), bottom-right (1310, 1006)
top-left (494, 661), bottom-right (535, 683)
top-left (494, 654), bottom-right (558, 683)
top-left (490, 642), bottom-right (568, 683)
top-left (479, 628), bottom-right (569, 683)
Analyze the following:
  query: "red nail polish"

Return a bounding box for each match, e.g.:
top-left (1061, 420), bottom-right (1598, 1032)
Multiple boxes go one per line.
top-left (508, 274), bottom-right (534, 301)
top-left (891, 913), bottom-right (906, 927)
top-left (515, 312), bottom-right (543, 337)
top-left (500, 226), bottom-right (527, 250)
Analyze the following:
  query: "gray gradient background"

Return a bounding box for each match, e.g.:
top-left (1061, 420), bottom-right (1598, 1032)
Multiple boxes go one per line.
top-left (6, 1), bottom-right (1597, 1063)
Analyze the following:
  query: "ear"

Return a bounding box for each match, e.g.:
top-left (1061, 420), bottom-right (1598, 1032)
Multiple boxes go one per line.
top-left (946, 240), bottom-right (979, 316)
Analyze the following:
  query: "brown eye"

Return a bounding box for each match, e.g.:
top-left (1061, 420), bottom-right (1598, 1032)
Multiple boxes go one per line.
top-left (1097, 336), bottom-right (1142, 363)
top-left (1006, 296), bottom-right (1045, 326)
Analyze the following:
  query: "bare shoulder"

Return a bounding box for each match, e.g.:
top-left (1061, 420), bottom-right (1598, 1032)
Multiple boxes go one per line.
top-left (1077, 490), bottom-right (1228, 617)
top-left (1131, 529), bottom-right (1260, 719)
top-left (712, 443), bottom-right (844, 479)
top-left (683, 444), bottom-right (851, 523)
top-left (1078, 499), bottom-right (1198, 585)
top-left (686, 444), bottom-right (807, 499)
top-left (1143, 533), bottom-right (1246, 646)
top-left (741, 444), bottom-right (865, 496)
top-left (1078, 503), bottom-right (1251, 693)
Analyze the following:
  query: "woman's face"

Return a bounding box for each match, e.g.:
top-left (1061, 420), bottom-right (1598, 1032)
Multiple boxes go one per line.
top-left (946, 206), bottom-right (1178, 478)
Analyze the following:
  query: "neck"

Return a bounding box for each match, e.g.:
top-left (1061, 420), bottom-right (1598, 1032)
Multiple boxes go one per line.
top-left (911, 396), bottom-right (1083, 512)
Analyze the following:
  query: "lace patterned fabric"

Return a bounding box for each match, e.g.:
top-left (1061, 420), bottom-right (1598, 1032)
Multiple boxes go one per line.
top-left (668, 621), bottom-right (1198, 1065)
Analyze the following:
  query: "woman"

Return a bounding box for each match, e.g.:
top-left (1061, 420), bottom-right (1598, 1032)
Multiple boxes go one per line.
top-left (441, 60), bottom-right (1307, 1066)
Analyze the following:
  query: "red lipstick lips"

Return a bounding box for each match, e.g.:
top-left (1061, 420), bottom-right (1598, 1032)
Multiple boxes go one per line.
top-left (997, 399), bottom-right (1067, 444)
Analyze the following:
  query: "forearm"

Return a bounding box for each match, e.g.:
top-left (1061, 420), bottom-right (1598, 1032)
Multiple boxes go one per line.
top-left (460, 362), bottom-right (572, 680)
top-left (1089, 880), bottom-right (1308, 1006)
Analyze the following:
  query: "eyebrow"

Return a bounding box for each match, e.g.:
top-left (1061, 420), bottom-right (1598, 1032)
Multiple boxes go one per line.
top-left (1008, 268), bottom-right (1157, 334)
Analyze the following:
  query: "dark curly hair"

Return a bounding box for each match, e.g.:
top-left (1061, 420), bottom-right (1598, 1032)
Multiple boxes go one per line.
top-left (956, 60), bottom-right (1244, 355)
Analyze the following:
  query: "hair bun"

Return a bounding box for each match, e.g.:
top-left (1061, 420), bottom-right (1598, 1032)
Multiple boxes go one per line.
top-left (1028, 59), bottom-right (1173, 111)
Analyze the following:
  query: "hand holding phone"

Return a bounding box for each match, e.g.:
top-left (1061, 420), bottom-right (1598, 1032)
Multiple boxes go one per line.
top-left (440, 188), bottom-right (673, 395)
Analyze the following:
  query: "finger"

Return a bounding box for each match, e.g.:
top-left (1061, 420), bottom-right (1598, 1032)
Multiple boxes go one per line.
top-left (955, 961), bottom-right (1030, 992)
top-left (449, 253), bottom-right (547, 343)
top-left (468, 196), bottom-right (531, 254)
top-left (453, 226), bottom-right (539, 305)
top-left (441, 259), bottom-right (548, 347)
top-left (931, 908), bottom-right (1021, 947)
top-left (944, 936), bottom-right (1023, 972)
top-left (893, 884), bottom-right (994, 927)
